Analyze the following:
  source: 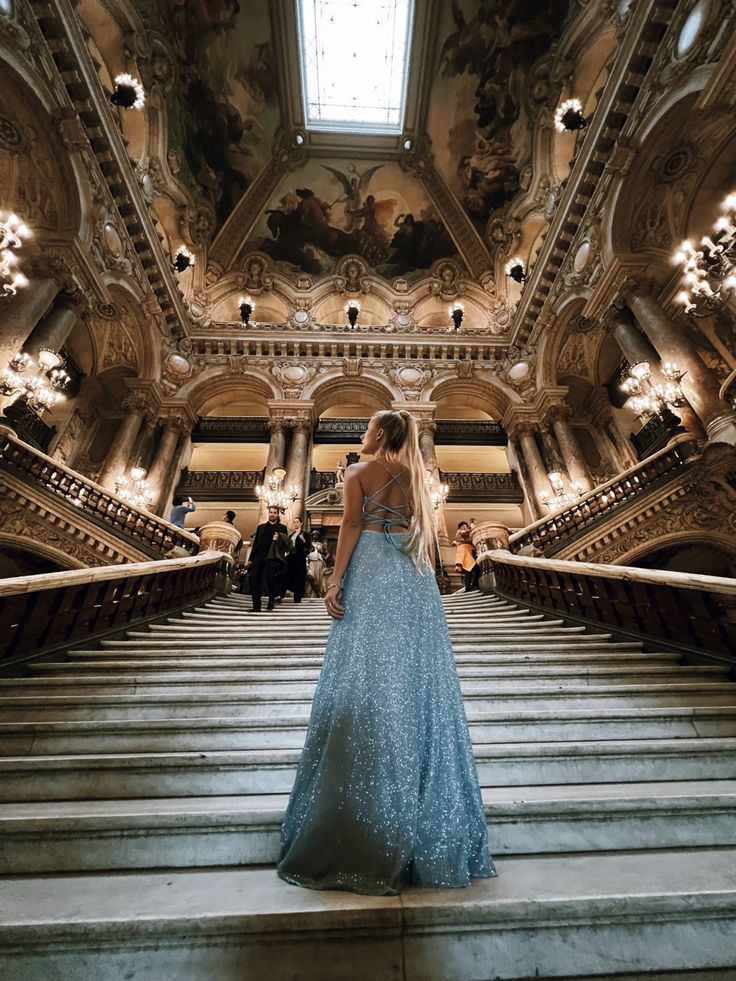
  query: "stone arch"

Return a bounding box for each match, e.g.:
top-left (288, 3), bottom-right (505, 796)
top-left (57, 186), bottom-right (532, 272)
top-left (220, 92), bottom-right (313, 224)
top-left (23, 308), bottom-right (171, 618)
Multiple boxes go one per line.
top-left (536, 292), bottom-right (591, 389)
top-left (177, 366), bottom-right (281, 415)
top-left (0, 59), bottom-right (87, 244)
top-left (615, 531), bottom-right (736, 572)
top-left (306, 372), bottom-right (399, 416)
top-left (426, 375), bottom-right (517, 420)
top-left (0, 534), bottom-right (85, 572)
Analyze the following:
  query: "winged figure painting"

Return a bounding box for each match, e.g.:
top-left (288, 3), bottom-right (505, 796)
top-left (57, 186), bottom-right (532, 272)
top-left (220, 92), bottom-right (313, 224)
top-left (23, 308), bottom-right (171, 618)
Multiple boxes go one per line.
top-left (321, 165), bottom-right (384, 232)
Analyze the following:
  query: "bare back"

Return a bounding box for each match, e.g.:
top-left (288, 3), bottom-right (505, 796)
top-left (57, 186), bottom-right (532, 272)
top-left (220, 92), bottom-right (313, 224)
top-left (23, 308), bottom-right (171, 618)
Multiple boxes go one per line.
top-left (357, 459), bottom-right (412, 533)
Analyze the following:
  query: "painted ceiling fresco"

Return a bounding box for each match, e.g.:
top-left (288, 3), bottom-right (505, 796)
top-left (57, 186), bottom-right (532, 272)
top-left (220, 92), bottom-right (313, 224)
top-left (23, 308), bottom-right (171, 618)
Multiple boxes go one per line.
top-left (244, 160), bottom-right (462, 283)
top-left (427, 0), bottom-right (572, 231)
top-left (135, 0), bottom-right (279, 232)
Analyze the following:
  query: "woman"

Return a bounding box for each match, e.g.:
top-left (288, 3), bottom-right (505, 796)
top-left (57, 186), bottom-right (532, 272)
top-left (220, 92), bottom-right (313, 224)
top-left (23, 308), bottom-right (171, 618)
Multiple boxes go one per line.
top-left (278, 410), bottom-right (495, 895)
top-left (284, 516), bottom-right (310, 603)
top-left (454, 520), bottom-right (480, 592)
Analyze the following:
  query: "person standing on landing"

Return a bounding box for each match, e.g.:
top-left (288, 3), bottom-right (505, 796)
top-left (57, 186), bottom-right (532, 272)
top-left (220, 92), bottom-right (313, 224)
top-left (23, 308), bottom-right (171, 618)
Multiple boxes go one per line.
top-left (246, 505), bottom-right (293, 612)
top-left (285, 515), bottom-right (310, 603)
top-left (277, 409), bottom-right (495, 894)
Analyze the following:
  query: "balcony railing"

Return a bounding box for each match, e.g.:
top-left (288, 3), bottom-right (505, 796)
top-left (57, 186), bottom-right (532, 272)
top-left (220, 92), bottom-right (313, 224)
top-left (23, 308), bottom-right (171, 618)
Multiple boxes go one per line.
top-left (510, 435), bottom-right (698, 555)
top-left (481, 549), bottom-right (736, 662)
top-left (0, 429), bottom-right (199, 556)
top-left (192, 417), bottom-right (270, 443)
top-left (0, 551), bottom-right (228, 665)
top-left (307, 468), bottom-right (522, 501)
top-left (176, 469), bottom-right (264, 501)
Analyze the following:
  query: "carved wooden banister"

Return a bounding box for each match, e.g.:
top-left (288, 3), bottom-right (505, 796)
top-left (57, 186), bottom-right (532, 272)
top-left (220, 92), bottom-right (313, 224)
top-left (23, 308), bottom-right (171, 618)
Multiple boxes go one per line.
top-left (510, 435), bottom-right (698, 555)
top-left (0, 551), bottom-right (229, 664)
top-left (481, 549), bottom-right (736, 661)
top-left (0, 428), bottom-right (199, 557)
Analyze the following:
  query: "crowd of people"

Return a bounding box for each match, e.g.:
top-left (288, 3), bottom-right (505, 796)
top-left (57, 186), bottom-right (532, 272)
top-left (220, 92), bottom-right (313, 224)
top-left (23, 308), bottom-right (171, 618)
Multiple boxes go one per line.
top-left (169, 497), bottom-right (334, 612)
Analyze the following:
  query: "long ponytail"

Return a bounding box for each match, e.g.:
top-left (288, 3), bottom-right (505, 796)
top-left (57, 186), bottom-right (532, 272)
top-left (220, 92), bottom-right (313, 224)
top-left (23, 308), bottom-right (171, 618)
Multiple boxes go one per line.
top-left (373, 409), bottom-right (437, 572)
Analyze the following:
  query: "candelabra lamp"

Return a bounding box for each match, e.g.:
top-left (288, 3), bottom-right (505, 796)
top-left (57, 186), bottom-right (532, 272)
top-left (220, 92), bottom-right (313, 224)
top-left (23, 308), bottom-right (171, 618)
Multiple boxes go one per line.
top-left (554, 98), bottom-right (587, 132)
top-left (449, 303), bottom-right (464, 331)
top-left (239, 296), bottom-right (255, 324)
top-left (0, 349), bottom-right (69, 413)
top-left (505, 257), bottom-right (526, 283)
top-left (110, 74), bottom-right (146, 110)
top-left (345, 300), bottom-right (360, 329)
top-left (675, 191), bottom-right (736, 316)
top-left (426, 471), bottom-right (449, 511)
top-left (1, 212), bottom-right (31, 296)
top-left (255, 467), bottom-right (300, 512)
top-left (173, 246), bottom-right (195, 273)
top-left (540, 471), bottom-right (584, 511)
top-left (115, 466), bottom-right (154, 510)
top-left (622, 360), bottom-right (687, 425)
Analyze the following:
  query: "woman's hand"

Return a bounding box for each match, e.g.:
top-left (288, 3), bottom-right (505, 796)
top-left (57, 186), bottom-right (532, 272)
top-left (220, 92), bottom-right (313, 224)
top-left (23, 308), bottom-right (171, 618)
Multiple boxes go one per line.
top-left (324, 583), bottom-right (345, 620)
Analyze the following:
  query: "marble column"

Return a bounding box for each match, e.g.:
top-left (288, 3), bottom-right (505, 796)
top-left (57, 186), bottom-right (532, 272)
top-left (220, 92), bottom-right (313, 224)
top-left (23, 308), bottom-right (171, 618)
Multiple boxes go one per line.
top-left (23, 296), bottom-right (79, 360)
top-left (508, 436), bottom-right (542, 522)
top-left (161, 431), bottom-right (193, 522)
top-left (548, 406), bottom-right (593, 491)
top-left (417, 419), bottom-right (449, 544)
top-left (612, 308), bottom-right (658, 367)
top-left (517, 426), bottom-right (552, 514)
top-left (627, 290), bottom-right (736, 444)
top-left (147, 419), bottom-right (184, 513)
top-left (284, 420), bottom-right (312, 520)
top-left (259, 417), bottom-right (288, 521)
top-left (97, 397), bottom-right (148, 492)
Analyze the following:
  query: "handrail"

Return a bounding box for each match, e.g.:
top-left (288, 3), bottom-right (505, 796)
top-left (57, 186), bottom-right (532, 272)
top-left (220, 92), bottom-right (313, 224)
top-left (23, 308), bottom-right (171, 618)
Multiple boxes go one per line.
top-left (0, 428), bottom-right (199, 557)
top-left (0, 551), bottom-right (229, 663)
top-left (510, 435), bottom-right (698, 554)
top-left (481, 549), bottom-right (736, 660)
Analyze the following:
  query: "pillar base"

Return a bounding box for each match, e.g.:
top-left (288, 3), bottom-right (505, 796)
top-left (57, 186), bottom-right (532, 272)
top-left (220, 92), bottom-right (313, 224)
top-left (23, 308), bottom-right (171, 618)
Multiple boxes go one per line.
top-left (706, 413), bottom-right (736, 446)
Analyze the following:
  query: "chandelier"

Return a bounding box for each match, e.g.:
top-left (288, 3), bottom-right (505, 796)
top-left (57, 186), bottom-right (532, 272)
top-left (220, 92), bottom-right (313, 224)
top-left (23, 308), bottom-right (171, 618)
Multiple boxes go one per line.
top-left (554, 98), bottom-right (587, 132)
top-left (1, 212), bottom-right (31, 296)
top-left (622, 360), bottom-right (687, 420)
top-left (110, 73), bottom-right (146, 110)
top-left (256, 466), bottom-right (299, 511)
top-left (0, 349), bottom-right (69, 412)
top-left (426, 471), bottom-right (449, 510)
top-left (674, 191), bottom-right (736, 316)
top-left (115, 466), bottom-right (154, 510)
top-left (540, 471), bottom-right (584, 511)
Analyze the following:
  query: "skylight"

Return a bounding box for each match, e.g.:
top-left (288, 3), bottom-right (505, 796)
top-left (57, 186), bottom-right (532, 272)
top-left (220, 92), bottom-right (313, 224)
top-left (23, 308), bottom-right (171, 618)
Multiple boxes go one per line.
top-left (297, 0), bottom-right (414, 134)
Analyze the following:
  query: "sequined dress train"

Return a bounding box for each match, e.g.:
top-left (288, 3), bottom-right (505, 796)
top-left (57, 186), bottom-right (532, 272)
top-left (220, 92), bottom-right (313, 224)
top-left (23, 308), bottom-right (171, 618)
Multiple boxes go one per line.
top-left (277, 527), bottom-right (496, 895)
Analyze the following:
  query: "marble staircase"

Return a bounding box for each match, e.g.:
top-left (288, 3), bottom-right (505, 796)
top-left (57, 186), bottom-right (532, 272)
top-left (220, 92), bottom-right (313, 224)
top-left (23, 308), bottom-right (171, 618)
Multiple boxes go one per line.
top-left (2, 591), bottom-right (736, 980)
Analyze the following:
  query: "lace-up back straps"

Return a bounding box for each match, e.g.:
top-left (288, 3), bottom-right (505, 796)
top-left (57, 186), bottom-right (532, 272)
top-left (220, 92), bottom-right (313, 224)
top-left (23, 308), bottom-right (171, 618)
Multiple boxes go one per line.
top-left (361, 462), bottom-right (412, 547)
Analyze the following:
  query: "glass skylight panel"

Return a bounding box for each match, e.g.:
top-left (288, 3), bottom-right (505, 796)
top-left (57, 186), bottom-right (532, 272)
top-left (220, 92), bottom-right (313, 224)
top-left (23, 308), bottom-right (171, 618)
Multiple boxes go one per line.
top-left (298, 0), bottom-right (414, 133)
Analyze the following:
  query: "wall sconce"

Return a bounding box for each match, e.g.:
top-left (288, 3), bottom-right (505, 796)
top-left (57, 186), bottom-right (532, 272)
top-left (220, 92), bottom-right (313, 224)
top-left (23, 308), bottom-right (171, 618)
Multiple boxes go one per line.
top-left (505, 257), bottom-right (526, 283)
top-left (173, 246), bottom-right (195, 273)
top-left (554, 98), bottom-right (587, 132)
top-left (256, 466), bottom-right (299, 511)
top-left (345, 300), bottom-right (360, 329)
top-left (449, 303), bottom-right (464, 331)
top-left (239, 296), bottom-right (255, 324)
top-left (622, 360), bottom-right (688, 420)
top-left (110, 74), bottom-right (146, 110)
top-left (540, 471), bottom-right (584, 511)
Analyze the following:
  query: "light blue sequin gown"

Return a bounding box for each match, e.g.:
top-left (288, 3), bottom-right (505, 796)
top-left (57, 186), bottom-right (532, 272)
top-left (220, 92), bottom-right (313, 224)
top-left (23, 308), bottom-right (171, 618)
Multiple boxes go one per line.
top-left (277, 469), bottom-right (496, 895)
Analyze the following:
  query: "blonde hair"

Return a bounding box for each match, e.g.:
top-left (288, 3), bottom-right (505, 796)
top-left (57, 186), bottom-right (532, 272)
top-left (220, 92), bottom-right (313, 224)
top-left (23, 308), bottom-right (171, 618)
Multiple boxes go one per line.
top-left (372, 409), bottom-right (437, 572)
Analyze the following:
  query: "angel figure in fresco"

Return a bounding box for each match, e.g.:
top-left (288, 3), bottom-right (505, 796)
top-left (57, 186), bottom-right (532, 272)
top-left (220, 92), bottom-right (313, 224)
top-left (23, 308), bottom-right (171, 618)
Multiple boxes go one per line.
top-left (322, 164), bottom-right (384, 232)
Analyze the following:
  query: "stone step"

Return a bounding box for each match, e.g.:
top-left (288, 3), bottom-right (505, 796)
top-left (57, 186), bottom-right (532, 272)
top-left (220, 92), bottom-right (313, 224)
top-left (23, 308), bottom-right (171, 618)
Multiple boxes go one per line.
top-left (62, 649), bottom-right (680, 667)
top-left (2, 781), bottom-right (735, 874)
top-left (2, 706), bottom-right (735, 755)
top-left (30, 663), bottom-right (716, 685)
top-left (95, 638), bottom-right (644, 653)
top-left (3, 684), bottom-right (735, 721)
top-left (181, 608), bottom-right (547, 623)
top-left (129, 623), bottom-right (588, 639)
top-left (3, 738), bottom-right (736, 801)
top-left (3, 667), bottom-right (726, 698)
top-left (3, 850), bottom-right (736, 980)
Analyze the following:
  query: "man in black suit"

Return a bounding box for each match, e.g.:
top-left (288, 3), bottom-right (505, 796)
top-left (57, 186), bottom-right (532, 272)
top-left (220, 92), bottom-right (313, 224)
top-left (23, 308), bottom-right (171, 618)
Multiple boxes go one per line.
top-left (246, 505), bottom-right (293, 612)
top-left (285, 515), bottom-right (310, 603)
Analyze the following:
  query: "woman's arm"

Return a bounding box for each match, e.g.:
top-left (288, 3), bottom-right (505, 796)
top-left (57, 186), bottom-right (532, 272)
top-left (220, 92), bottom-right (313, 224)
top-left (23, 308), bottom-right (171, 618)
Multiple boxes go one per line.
top-left (324, 465), bottom-right (363, 619)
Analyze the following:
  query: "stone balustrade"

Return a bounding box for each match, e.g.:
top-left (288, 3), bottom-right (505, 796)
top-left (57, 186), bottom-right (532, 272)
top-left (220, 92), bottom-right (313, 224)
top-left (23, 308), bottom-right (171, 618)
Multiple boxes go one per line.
top-left (0, 428), bottom-right (199, 562)
top-left (479, 549), bottom-right (736, 661)
top-left (176, 469), bottom-right (264, 501)
top-left (509, 435), bottom-right (699, 556)
top-left (0, 550), bottom-right (229, 665)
